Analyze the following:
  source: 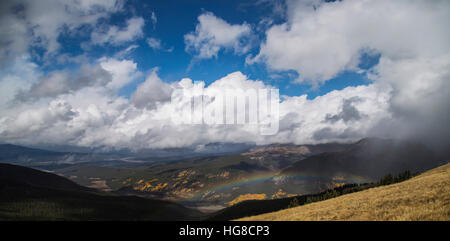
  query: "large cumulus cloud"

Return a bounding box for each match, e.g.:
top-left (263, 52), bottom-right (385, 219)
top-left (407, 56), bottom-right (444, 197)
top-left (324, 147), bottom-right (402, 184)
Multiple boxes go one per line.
top-left (249, 0), bottom-right (450, 151)
top-left (0, 62), bottom-right (390, 150)
top-left (0, 0), bottom-right (448, 153)
top-left (250, 0), bottom-right (450, 84)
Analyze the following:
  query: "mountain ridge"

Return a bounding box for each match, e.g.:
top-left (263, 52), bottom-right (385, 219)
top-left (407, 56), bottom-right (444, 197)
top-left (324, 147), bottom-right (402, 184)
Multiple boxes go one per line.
top-left (280, 137), bottom-right (442, 180)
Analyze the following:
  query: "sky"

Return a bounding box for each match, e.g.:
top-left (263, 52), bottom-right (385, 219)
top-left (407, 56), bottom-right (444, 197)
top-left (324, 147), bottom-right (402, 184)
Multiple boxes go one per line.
top-left (0, 0), bottom-right (449, 153)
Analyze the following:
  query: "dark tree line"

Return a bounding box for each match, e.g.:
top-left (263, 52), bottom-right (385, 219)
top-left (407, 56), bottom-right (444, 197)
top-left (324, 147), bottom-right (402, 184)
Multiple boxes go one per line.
top-left (288, 170), bottom-right (415, 208)
top-left (377, 170), bottom-right (413, 186)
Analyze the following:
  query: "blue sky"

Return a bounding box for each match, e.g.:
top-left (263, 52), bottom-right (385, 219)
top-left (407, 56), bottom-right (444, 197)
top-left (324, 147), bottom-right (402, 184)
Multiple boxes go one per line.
top-left (38, 0), bottom-right (373, 100)
top-left (1, 0), bottom-right (447, 150)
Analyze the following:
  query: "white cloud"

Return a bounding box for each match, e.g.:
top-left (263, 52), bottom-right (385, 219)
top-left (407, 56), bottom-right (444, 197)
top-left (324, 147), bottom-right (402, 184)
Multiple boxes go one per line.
top-left (250, 0), bottom-right (450, 85)
top-left (246, 0), bottom-right (450, 151)
top-left (151, 11), bottom-right (157, 29)
top-left (0, 54), bottom-right (38, 112)
top-left (99, 57), bottom-right (140, 90)
top-left (0, 0), bottom-right (124, 63)
top-left (91, 17), bottom-right (145, 46)
top-left (0, 0), bottom-right (448, 152)
top-left (131, 68), bottom-right (173, 109)
top-left (0, 65), bottom-right (392, 150)
top-left (113, 44), bottom-right (139, 59)
top-left (146, 38), bottom-right (173, 52)
top-left (146, 37), bottom-right (162, 50)
top-left (276, 84), bottom-right (390, 144)
top-left (184, 12), bottom-right (252, 59)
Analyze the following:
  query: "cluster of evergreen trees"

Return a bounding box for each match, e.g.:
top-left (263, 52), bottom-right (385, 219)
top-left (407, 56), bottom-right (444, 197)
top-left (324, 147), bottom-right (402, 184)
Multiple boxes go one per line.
top-left (377, 170), bottom-right (412, 186)
top-left (288, 170), bottom-right (415, 209)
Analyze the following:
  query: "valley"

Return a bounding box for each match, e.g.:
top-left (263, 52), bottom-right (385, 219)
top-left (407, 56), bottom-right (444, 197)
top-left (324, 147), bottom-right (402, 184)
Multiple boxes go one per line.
top-left (51, 142), bottom-right (354, 210)
top-left (1, 138), bottom-right (446, 216)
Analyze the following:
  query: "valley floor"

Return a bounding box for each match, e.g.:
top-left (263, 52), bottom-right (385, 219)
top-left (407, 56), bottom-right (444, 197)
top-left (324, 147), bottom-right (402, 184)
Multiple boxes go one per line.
top-left (238, 163), bottom-right (450, 221)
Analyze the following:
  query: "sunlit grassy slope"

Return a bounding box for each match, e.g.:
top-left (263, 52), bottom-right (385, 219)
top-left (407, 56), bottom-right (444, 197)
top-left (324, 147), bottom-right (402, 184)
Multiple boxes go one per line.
top-left (239, 163), bottom-right (450, 221)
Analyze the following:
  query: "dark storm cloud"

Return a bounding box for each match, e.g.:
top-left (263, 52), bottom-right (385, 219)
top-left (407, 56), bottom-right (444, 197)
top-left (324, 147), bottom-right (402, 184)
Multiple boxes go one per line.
top-left (324, 97), bottom-right (366, 123)
top-left (15, 64), bottom-right (111, 101)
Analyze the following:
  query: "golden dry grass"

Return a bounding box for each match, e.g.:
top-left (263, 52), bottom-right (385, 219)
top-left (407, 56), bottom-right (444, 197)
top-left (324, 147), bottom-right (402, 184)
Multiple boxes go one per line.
top-left (227, 193), bottom-right (267, 206)
top-left (238, 163), bottom-right (450, 221)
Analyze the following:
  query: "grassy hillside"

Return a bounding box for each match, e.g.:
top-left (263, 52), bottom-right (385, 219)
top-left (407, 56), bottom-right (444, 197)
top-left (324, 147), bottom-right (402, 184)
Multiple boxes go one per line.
top-left (238, 163), bottom-right (450, 221)
top-left (0, 163), bottom-right (204, 221)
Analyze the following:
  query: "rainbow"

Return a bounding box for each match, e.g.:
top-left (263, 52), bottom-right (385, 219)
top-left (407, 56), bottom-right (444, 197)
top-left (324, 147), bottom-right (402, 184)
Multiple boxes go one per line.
top-left (181, 172), bottom-right (370, 204)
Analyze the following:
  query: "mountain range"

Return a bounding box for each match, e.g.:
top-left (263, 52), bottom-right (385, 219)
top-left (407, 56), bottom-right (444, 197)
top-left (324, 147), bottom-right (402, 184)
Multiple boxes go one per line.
top-left (0, 137), bottom-right (448, 220)
top-left (281, 138), bottom-right (442, 180)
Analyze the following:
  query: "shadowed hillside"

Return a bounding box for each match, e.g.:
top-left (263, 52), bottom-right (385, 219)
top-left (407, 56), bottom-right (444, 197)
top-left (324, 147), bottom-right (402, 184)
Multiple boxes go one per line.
top-left (0, 163), bottom-right (204, 221)
top-left (239, 163), bottom-right (450, 221)
top-left (281, 138), bottom-right (442, 180)
top-left (0, 163), bottom-right (92, 192)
